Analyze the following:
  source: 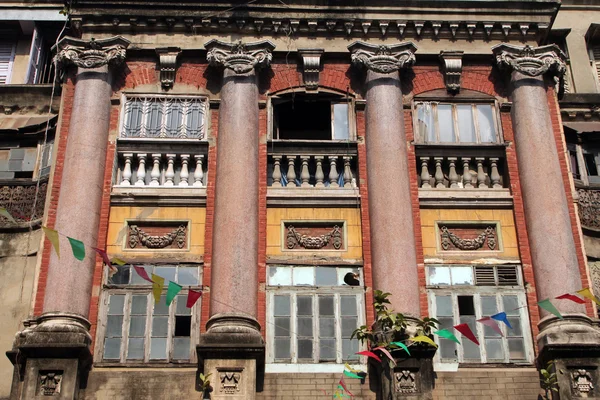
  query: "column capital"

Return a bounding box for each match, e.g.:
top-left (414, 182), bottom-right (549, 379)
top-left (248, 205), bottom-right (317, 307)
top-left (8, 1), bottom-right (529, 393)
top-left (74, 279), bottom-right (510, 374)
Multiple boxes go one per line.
top-left (348, 41), bottom-right (417, 74)
top-left (204, 39), bottom-right (275, 74)
top-left (54, 36), bottom-right (130, 70)
top-left (492, 43), bottom-right (566, 78)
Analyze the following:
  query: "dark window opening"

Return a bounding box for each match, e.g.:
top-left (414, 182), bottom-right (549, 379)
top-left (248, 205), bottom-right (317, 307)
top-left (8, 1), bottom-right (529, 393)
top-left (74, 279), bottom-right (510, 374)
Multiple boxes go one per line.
top-left (174, 315), bottom-right (191, 337)
top-left (584, 153), bottom-right (599, 176)
top-left (274, 99), bottom-right (331, 140)
top-left (458, 295), bottom-right (475, 315)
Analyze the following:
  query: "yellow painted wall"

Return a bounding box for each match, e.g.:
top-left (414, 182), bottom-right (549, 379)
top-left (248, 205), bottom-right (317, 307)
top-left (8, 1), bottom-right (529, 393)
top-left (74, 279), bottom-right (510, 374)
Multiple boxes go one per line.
top-left (420, 209), bottom-right (519, 261)
top-left (107, 206), bottom-right (205, 262)
top-left (267, 208), bottom-right (362, 261)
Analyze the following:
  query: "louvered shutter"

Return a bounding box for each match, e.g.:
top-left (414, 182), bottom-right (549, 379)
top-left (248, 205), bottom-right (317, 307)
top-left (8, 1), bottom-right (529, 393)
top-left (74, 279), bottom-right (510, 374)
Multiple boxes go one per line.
top-left (593, 46), bottom-right (600, 88)
top-left (0, 42), bottom-right (15, 84)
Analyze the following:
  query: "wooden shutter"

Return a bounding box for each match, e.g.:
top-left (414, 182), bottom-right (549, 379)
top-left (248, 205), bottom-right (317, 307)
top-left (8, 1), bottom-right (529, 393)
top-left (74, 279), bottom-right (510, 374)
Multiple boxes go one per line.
top-left (592, 46), bottom-right (600, 88)
top-left (0, 42), bottom-right (16, 84)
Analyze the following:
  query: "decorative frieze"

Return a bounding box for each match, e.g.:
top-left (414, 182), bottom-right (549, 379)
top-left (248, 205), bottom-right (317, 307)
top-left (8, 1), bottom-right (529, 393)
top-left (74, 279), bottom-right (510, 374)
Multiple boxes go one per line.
top-left (54, 36), bottom-right (130, 71)
top-left (439, 51), bottom-right (463, 93)
top-left (156, 47), bottom-right (181, 89)
top-left (492, 43), bottom-right (566, 78)
top-left (395, 370), bottom-right (417, 394)
top-left (439, 225), bottom-right (497, 251)
top-left (127, 223), bottom-right (187, 249)
top-left (578, 188), bottom-right (600, 230)
top-left (348, 41), bottom-right (417, 74)
top-left (298, 49), bottom-right (324, 90)
top-left (39, 370), bottom-right (62, 396)
top-left (285, 223), bottom-right (344, 250)
top-left (205, 39), bottom-right (275, 74)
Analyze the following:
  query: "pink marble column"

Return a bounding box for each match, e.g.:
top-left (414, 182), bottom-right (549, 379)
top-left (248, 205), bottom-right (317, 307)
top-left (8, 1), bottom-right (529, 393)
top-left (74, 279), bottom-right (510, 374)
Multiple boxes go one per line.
top-left (348, 41), bottom-right (421, 316)
top-left (493, 44), bottom-right (585, 316)
top-left (204, 40), bottom-right (275, 333)
top-left (43, 37), bottom-right (129, 319)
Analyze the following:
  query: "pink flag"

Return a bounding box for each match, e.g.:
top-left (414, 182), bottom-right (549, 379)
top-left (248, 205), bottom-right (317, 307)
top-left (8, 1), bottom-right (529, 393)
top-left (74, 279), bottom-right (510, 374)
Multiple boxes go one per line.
top-left (133, 265), bottom-right (153, 283)
top-left (338, 377), bottom-right (354, 397)
top-left (373, 346), bottom-right (396, 366)
top-left (93, 247), bottom-right (112, 267)
top-left (556, 293), bottom-right (586, 304)
top-left (186, 289), bottom-right (202, 308)
top-left (476, 317), bottom-right (503, 336)
top-left (355, 350), bottom-right (381, 363)
top-left (453, 323), bottom-right (480, 345)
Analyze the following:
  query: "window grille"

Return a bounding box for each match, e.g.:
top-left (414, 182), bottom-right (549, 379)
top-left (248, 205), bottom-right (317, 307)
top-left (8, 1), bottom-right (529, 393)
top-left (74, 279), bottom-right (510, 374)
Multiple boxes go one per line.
top-left (120, 96), bottom-right (207, 139)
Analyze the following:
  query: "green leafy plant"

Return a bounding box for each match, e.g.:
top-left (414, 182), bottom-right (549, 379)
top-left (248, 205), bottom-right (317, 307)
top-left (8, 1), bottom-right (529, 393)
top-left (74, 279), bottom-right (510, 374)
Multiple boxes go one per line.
top-left (540, 361), bottom-right (558, 400)
top-left (416, 317), bottom-right (440, 336)
top-left (199, 372), bottom-right (212, 393)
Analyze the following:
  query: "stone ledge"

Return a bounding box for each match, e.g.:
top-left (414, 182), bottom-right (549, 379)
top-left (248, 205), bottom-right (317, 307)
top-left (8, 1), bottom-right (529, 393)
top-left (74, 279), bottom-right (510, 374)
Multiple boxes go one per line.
top-left (111, 187), bottom-right (207, 206)
top-left (267, 187), bottom-right (361, 207)
top-left (418, 188), bottom-right (513, 208)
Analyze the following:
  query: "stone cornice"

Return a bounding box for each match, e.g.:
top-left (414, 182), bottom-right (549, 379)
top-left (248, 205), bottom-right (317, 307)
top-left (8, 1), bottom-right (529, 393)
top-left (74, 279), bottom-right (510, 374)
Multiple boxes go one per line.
top-left (348, 41), bottom-right (417, 74)
top-left (53, 36), bottom-right (130, 70)
top-left (204, 39), bottom-right (275, 74)
top-left (492, 43), bottom-right (566, 78)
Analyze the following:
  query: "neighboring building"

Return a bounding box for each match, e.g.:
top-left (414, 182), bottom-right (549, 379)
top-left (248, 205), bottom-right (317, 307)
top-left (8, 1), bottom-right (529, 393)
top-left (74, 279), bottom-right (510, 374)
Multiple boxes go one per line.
top-left (3, 1), bottom-right (600, 399)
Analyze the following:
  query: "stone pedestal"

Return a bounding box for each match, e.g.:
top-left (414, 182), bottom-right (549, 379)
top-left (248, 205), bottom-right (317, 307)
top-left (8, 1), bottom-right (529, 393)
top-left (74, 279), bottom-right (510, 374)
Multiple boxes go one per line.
top-left (7, 37), bottom-right (129, 400)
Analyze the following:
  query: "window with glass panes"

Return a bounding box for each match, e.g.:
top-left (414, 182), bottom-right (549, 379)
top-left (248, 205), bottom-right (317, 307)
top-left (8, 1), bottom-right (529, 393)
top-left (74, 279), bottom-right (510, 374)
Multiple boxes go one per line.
top-left (98, 264), bottom-right (201, 363)
top-left (266, 265), bottom-right (364, 364)
top-left (120, 95), bottom-right (207, 139)
top-left (415, 102), bottom-right (500, 144)
top-left (427, 265), bottom-right (533, 364)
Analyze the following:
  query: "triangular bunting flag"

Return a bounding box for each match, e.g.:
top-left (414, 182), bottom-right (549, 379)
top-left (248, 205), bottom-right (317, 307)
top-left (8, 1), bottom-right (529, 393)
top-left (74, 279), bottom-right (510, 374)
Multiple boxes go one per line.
top-left (453, 323), bottom-right (479, 345)
top-left (67, 237), bottom-right (85, 261)
top-left (112, 257), bottom-right (127, 266)
top-left (476, 317), bottom-right (503, 336)
top-left (338, 377), bottom-right (354, 397)
top-left (166, 282), bottom-right (183, 306)
top-left (344, 363), bottom-right (361, 374)
top-left (389, 341), bottom-right (411, 356)
top-left (186, 289), bottom-right (202, 308)
top-left (434, 329), bottom-right (461, 344)
top-left (93, 247), bottom-right (112, 267)
top-left (355, 350), bottom-right (382, 363)
top-left (577, 288), bottom-right (600, 306)
top-left (556, 293), bottom-right (586, 304)
top-left (42, 226), bottom-right (60, 258)
top-left (490, 312), bottom-right (513, 329)
top-left (133, 265), bottom-right (153, 283)
top-left (0, 208), bottom-right (16, 223)
top-left (343, 370), bottom-right (363, 380)
top-left (538, 298), bottom-right (563, 319)
top-left (410, 335), bottom-right (438, 347)
top-left (151, 274), bottom-right (165, 304)
top-left (373, 346), bottom-right (396, 366)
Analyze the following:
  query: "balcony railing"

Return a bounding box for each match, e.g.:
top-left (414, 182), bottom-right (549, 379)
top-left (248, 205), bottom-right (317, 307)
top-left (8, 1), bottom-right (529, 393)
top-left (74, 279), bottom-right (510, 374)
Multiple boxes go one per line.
top-left (0, 178), bottom-right (48, 227)
top-left (115, 152), bottom-right (206, 187)
top-left (578, 188), bottom-right (600, 231)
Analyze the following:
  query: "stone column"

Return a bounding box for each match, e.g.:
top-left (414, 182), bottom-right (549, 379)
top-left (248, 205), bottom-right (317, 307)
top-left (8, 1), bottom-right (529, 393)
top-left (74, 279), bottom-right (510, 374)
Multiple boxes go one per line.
top-left (198, 40), bottom-right (274, 400)
top-left (8, 37), bottom-right (129, 399)
top-left (348, 41), bottom-right (420, 316)
top-left (493, 44), bottom-right (600, 399)
top-left (349, 42), bottom-right (436, 400)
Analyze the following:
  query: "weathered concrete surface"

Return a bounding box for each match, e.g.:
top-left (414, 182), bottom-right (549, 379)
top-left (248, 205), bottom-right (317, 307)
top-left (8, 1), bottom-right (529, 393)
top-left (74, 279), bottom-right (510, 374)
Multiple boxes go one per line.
top-left (364, 69), bottom-right (420, 316)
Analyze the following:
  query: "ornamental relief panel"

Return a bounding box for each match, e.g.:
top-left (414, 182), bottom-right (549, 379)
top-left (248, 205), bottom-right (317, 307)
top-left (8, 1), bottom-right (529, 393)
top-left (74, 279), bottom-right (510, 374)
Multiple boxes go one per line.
top-left (283, 221), bottom-right (345, 251)
top-left (437, 223), bottom-right (499, 252)
top-left (578, 188), bottom-right (600, 230)
top-left (125, 221), bottom-right (188, 250)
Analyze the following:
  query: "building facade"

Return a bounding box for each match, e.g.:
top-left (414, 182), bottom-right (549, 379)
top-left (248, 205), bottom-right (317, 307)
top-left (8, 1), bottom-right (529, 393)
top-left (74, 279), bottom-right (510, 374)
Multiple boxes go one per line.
top-left (2, 1), bottom-right (600, 399)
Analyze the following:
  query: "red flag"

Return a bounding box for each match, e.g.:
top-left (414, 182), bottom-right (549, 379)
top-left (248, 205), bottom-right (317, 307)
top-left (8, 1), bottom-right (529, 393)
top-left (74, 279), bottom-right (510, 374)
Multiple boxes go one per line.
top-left (93, 248), bottom-right (112, 266)
top-left (454, 323), bottom-right (479, 345)
top-left (556, 293), bottom-right (586, 304)
top-left (355, 350), bottom-right (381, 363)
top-left (133, 265), bottom-right (153, 283)
top-left (186, 289), bottom-right (202, 308)
top-left (338, 377), bottom-right (354, 397)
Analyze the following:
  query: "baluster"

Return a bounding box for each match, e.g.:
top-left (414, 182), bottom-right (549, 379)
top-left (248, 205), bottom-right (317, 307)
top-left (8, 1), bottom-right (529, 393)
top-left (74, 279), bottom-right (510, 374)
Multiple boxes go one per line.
top-left (300, 156), bottom-right (311, 187)
top-left (420, 157), bottom-right (431, 188)
top-left (343, 156), bottom-right (352, 188)
top-left (149, 154), bottom-right (162, 187)
top-left (462, 157), bottom-right (473, 188)
top-left (272, 155), bottom-right (283, 187)
top-left (179, 155), bottom-right (190, 186)
top-left (434, 157), bottom-right (445, 188)
top-left (135, 153), bottom-right (147, 186)
top-left (476, 157), bottom-right (487, 189)
top-left (329, 155), bottom-right (339, 188)
top-left (314, 156), bottom-right (325, 187)
top-left (193, 155), bottom-right (204, 187)
top-left (121, 153), bottom-right (133, 186)
top-left (286, 155), bottom-right (297, 187)
top-left (164, 154), bottom-right (176, 186)
top-left (448, 157), bottom-right (459, 188)
top-left (489, 157), bottom-right (502, 189)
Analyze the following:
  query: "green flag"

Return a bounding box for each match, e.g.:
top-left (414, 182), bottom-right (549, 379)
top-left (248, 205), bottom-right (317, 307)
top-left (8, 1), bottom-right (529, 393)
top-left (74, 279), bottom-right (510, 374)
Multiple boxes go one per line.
top-left (67, 237), bottom-right (85, 261)
top-left (538, 298), bottom-right (563, 319)
top-left (434, 329), bottom-right (461, 344)
top-left (0, 208), bottom-right (16, 223)
top-left (390, 341), bottom-right (411, 356)
top-left (166, 282), bottom-right (182, 306)
top-left (343, 370), bottom-right (363, 379)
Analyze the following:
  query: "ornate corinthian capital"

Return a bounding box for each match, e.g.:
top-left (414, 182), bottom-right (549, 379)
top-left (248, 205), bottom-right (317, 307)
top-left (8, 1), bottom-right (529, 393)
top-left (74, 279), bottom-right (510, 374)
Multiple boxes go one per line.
top-left (204, 39), bottom-right (275, 74)
top-left (54, 36), bottom-right (130, 70)
top-left (348, 41), bottom-right (417, 74)
top-left (492, 43), bottom-right (566, 78)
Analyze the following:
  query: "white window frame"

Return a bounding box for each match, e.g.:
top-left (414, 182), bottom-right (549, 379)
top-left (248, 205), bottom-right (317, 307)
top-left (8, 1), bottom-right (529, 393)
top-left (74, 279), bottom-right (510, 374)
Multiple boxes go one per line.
top-left (0, 41), bottom-right (16, 84)
top-left (119, 94), bottom-right (208, 140)
top-left (413, 101), bottom-right (502, 144)
top-left (26, 26), bottom-right (45, 84)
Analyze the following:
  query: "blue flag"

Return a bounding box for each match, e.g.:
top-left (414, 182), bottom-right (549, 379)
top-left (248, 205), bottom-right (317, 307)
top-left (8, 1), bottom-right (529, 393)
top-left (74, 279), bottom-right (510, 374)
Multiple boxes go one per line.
top-left (490, 312), bottom-right (513, 329)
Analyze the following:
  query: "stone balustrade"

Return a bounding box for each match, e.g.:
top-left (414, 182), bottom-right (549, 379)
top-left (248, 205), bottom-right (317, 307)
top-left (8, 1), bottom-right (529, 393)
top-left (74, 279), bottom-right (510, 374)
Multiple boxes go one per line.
top-left (268, 153), bottom-right (358, 188)
top-left (417, 154), bottom-right (506, 190)
top-left (115, 151), bottom-right (207, 188)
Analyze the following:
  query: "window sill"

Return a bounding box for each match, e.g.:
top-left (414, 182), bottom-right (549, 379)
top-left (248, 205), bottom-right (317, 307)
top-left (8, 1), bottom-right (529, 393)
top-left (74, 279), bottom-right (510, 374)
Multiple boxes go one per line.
top-left (111, 186), bottom-right (207, 206)
top-left (418, 188), bottom-right (512, 208)
top-left (267, 187), bottom-right (361, 207)
top-left (266, 363), bottom-right (366, 373)
top-left (93, 361), bottom-right (197, 368)
top-left (434, 362), bottom-right (533, 371)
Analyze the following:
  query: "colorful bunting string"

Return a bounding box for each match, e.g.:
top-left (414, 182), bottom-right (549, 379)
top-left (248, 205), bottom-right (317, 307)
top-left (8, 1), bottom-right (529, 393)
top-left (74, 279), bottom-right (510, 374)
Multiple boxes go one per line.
top-left (577, 288), bottom-right (600, 306)
top-left (373, 346), bottom-right (396, 366)
top-left (42, 226), bottom-right (60, 258)
top-left (355, 350), bottom-right (381, 363)
top-left (133, 265), bottom-right (153, 283)
top-left (151, 274), bottom-right (165, 304)
top-left (538, 298), bottom-right (563, 319)
top-left (434, 329), bottom-right (461, 344)
top-left (555, 293), bottom-right (586, 304)
top-left (67, 237), bottom-right (85, 261)
top-left (490, 312), bottom-right (512, 329)
top-left (166, 282), bottom-right (183, 306)
top-left (187, 289), bottom-right (202, 308)
top-left (389, 341), bottom-right (410, 356)
top-left (476, 318), bottom-right (503, 336)
top-left (343, 370), bottom-right (363, 380)
top-left (453, 324), bottom-right (479, 345)
top-left (338, 377), bottom-right (354, 397)
top-left (410, 335), bottom-right (438, 347)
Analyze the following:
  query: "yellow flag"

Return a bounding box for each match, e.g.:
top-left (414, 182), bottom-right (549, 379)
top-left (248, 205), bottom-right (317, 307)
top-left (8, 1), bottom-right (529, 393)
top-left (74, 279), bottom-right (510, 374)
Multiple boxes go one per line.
top-left (345, 363), bottom-right (361, 374)
top-left (410, 335), bottom-right (438, 347)
top-left (151, 274), bottom-right (165, 304)
top-left (42, 226), bottom-right (60, 258)
top-left (577, 288), bottom-right (600, 306)
top-left (112, 257), bottom-right (127, 266)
